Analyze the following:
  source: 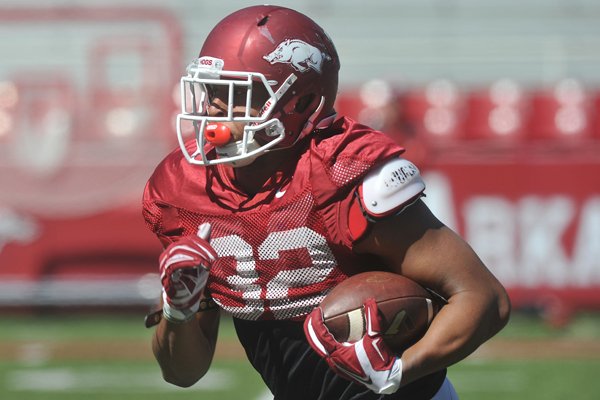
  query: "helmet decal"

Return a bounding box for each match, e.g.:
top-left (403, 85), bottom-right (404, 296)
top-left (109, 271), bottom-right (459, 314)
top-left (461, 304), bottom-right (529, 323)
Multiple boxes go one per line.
top-left (263, 39), bottom-right (330, 73)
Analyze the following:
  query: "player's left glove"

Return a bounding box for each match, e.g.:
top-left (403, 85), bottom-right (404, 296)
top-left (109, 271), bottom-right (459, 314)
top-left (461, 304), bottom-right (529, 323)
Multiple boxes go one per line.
top-left (159, 223), bottom-right (217, 323)
top-left (304, 298), bottom-right (403, 395)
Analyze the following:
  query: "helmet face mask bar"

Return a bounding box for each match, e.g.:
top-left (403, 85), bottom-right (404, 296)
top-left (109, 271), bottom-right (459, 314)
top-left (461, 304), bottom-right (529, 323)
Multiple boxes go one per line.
top-left (177, 57), bottom-right (290, 167)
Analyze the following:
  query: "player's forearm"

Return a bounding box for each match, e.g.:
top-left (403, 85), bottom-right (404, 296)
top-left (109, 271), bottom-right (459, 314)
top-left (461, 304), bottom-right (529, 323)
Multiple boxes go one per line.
top-left (152, 313), bottom-right (219, 387)
top-left (399, 287), bottom-right (510, 386)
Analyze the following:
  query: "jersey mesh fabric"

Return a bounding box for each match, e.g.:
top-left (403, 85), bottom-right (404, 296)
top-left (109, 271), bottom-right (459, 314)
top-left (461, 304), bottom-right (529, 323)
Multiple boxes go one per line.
top-left (326, 154), bottom-right (373, 187)
top-left (151, 187), bottom-right (351, 321)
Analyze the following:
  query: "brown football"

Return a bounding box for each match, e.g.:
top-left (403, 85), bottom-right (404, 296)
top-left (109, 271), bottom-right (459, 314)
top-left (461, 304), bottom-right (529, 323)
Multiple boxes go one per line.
top-left (320, 271), bottom-right (443, 353)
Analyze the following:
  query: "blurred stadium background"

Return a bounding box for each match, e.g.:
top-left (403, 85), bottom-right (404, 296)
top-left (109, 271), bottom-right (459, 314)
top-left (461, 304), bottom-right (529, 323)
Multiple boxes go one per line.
top-left (0, 0), bottom-right (599, 399)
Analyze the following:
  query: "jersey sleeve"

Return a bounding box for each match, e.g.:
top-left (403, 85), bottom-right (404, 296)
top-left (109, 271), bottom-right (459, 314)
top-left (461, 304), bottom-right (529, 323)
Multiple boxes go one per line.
top-left (142, 180), bottom-right (181, 248)
top-left (141, 148), bottom-right (192, 248)
top-left (309, 117), bottom-right (407, 248)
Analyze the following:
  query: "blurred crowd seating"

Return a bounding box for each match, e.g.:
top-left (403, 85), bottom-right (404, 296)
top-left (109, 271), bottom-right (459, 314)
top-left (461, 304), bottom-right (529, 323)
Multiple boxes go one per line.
top-left (335, 78), bottom-right (600, 153)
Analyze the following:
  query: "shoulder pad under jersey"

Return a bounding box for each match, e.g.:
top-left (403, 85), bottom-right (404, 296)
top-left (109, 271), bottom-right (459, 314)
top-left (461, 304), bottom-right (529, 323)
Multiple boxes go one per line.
top-left (347, 158), bottom-right (425, 241)
top-left (360, 157), bottom-right (425, 218)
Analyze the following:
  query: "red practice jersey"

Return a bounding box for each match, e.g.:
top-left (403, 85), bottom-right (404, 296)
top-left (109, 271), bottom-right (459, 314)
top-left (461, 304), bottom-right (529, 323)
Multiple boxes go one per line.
top-left (143, 117), bottom-right (404, 321)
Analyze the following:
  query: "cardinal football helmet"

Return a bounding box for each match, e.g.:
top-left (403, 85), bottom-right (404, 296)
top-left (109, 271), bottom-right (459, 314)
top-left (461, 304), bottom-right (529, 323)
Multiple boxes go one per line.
top-left (176, 5), bottom-right (340, 167)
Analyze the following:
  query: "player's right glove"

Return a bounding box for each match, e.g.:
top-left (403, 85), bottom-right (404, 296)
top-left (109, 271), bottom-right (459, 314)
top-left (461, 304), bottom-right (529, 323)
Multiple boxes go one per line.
top-left (159, 223), bottom-right (217, 323)
top-left (304, 298), bottom-right (403, 395)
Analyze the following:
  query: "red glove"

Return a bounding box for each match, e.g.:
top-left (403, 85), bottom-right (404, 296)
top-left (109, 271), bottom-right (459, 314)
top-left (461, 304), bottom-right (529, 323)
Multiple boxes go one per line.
top-left (159, 223), bottom-right (217, 322)
top-left (304, 298), bottom-right (403, 395)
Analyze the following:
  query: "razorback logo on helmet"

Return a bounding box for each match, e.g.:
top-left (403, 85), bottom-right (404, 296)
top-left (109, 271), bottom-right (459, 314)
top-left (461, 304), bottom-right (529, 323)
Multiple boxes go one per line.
top-left (263, 39), bottom-right (330, 73)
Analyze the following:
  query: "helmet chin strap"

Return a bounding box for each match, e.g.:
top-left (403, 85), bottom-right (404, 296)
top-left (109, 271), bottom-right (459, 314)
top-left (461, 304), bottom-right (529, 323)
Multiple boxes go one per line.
top-left (300, 96), bottom-right (325, 137)
top-left (297, 96), bottom-right (336, 142)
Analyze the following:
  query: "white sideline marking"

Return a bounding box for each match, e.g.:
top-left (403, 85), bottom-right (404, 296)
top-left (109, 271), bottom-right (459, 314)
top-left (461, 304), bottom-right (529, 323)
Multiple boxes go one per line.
top-left (7, 368), bottom-right (233, 392)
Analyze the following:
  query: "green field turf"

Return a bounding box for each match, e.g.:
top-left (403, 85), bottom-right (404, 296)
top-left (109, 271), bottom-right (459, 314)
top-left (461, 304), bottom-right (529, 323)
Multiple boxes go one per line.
top-left (0, 312), bottom-right (598, 400)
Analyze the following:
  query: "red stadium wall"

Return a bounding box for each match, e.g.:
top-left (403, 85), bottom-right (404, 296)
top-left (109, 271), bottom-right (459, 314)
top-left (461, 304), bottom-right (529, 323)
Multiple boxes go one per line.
top-left (0, 7), bottom-right (181, 308)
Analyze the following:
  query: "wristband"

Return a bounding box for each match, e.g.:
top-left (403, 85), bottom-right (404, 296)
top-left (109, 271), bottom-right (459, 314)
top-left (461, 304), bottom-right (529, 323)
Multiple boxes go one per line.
top-left (162, 301), bottom-right (198, 324)
top-left (144, 298), bottom-right (218, 328)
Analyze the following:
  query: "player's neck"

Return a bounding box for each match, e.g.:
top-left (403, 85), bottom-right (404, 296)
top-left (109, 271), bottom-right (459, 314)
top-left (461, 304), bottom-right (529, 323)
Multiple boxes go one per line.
top-left (232, 148), bottom-right (298, 195)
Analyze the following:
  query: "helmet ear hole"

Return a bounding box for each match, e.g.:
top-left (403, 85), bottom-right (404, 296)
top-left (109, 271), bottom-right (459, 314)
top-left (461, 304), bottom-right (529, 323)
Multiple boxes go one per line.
top-left (294, 93), bottom-right (316, 113)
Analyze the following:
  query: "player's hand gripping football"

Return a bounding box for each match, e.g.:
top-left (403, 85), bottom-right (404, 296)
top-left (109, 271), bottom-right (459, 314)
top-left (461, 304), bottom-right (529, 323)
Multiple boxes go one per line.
top-left (304, 298), bottom-right (403, 395)
top-left (159, 223), bottom-right (217, 323)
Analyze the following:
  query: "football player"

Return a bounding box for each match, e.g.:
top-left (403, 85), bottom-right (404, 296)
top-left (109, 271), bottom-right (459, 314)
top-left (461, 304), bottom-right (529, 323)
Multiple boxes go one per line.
top-left (143, 5), bottom-right (510, 399)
